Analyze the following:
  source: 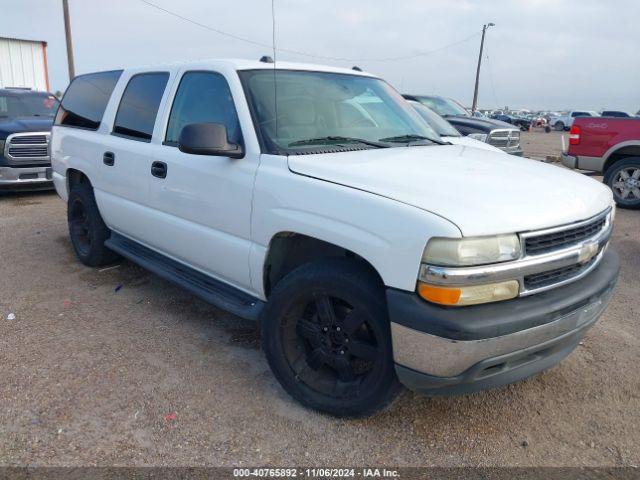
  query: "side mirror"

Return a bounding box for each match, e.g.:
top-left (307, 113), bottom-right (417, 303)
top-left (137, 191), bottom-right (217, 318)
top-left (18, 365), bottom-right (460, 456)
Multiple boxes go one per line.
top-left (178, 123), bottom-right (244, 159)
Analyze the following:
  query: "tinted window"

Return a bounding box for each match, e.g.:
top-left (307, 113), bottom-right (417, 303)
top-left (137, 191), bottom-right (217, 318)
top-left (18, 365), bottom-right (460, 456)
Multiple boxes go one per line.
top-left (0, 93), bottom-right (58, 119)
top-left (571, 111), bottom-right (590, 117)
top-left (54, 70), bottom-right (122, 130)
top-left (165, 71), bottom-right (241, 145)
top-left (410, 102), bottom-right (459, 137)
top-left (415, 96), bottom-right (469, 117)
top-left (113, 72), bottom-right (169, 141)
top-left (602, 111), bottom-right (629, 117)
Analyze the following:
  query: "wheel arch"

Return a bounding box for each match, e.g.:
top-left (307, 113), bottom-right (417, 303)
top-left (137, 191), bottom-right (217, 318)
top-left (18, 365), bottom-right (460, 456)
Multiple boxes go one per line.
top-left (66, 168), bottom-right (92, 193)
top-left (262, 232), bottom-right (385, 298)
top-left (603, 142), bottom-right (640, 175)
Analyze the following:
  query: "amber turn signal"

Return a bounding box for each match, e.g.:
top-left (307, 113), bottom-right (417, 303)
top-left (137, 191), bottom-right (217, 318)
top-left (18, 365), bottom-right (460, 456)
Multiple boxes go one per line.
top-left (417, 280), bottom-right (519, 307)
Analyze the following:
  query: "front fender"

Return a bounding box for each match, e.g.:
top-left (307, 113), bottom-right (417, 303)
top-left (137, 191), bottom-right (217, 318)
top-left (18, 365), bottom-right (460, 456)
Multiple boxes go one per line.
top-left (249, 155), bottom-right (461, 298)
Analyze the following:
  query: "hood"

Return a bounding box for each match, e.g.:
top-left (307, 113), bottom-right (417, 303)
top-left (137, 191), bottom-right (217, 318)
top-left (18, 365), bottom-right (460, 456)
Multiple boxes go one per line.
top-left (444, 115), bottom-right (514, 132)
top-left (443, 136), bottom-right (504, 153)
top-left (0, 117), bottom-right (54, 138)
top-left (288, 145), bottom-right (612, 237)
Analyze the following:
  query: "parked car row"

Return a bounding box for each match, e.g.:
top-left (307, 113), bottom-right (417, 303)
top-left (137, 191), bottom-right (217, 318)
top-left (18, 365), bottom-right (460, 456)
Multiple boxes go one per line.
top-left (46, 58), bottom-right (619, 417)
top-left (403, 94), bottom-right (523, 155)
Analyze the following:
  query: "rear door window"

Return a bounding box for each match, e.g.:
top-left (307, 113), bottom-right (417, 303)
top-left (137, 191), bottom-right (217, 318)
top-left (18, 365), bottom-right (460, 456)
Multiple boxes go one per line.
top-left (113, 72), bottom-right (169, 141)
top-left (54, 70), bottom-right (122, 130)
top-left (165, 71), bottom-right (241, 146)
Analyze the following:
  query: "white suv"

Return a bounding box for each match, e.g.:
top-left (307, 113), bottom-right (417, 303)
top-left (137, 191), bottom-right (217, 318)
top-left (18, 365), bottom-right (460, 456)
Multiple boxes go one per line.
top-left (51, 59), bottom-right (619, 417)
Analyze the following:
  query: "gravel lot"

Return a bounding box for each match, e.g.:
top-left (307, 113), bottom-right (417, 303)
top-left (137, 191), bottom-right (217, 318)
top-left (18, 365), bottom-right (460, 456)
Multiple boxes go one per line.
top-left (521, 130), bottom-right (567, 160)
top-left (1, 134), bottom-right (639, 467)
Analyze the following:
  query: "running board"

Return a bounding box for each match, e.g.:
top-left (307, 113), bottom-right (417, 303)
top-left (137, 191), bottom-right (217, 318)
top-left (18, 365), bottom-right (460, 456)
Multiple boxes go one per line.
top-left (105, 233), bottom-right (264, 321)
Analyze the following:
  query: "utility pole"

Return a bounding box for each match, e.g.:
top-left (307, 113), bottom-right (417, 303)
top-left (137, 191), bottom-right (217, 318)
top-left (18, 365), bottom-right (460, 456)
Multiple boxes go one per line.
top-left (62, 0), bottom-right (75, 81)
top-left (471, 22), bottom-right (494, 114)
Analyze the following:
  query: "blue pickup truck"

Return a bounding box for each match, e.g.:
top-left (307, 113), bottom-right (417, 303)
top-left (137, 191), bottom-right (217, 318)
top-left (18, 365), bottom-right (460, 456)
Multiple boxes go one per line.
top-left (0, 88), bottom-right (59, 190)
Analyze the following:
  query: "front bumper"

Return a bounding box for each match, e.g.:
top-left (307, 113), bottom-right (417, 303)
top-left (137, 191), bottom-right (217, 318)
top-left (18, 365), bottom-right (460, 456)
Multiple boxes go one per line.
top-left (508, 148), bottom-right (524, 156)
top-left (0, 166), bottom-right (53, 190)
top-left (388, 248), bottom-right (619, 395)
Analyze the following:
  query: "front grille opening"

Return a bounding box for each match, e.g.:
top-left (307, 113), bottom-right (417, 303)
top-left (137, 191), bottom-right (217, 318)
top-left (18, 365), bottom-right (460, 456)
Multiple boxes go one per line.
top-left (18, 173), bottom-right (39, 180)
top-left (10, 135), bottom-right (48, 145)
top-left (487, 130), bottom-right (520, 149)
top-left (525, 216), bottom-right (606, 255)
top-left (524, 256), bottom-right (597, 290)
top-left (8, 147), bottom-right (49, 158)
top-left (479, 363), bottom-right (505, 378)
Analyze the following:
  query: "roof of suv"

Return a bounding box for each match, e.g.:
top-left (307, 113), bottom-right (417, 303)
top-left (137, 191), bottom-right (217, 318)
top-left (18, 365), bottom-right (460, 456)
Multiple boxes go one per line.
top-left (118, 58), bottom-right (377, 77)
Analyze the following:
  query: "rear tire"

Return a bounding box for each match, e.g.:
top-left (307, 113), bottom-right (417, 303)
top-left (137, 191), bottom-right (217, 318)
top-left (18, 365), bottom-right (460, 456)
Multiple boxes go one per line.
top-left (604, 157), bottom-right (640, 209)
top-left (554, 121), bottom-right (565, 131)
top-left (261, 258), bottom-right (402, 418)
top-left (67, 182), bottom-right (120, 266)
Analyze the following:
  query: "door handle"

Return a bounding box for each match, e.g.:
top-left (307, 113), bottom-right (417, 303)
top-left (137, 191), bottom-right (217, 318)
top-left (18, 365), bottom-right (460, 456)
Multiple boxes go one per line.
top-left (151, 161), bottom-right (167, 178)
top-left (103, 151), bottom-right (115, 166)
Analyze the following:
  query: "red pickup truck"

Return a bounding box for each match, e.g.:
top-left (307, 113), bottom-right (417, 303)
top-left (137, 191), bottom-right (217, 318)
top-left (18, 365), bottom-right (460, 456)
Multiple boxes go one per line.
top-left (562, 117), bottom-right (640, 208)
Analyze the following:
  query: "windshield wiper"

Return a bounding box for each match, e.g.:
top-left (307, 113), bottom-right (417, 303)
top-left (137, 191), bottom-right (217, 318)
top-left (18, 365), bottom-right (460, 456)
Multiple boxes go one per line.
top-left (289, 136), bottom-right (390, 148)
top-left (379, 134), bottom-right (450, 146)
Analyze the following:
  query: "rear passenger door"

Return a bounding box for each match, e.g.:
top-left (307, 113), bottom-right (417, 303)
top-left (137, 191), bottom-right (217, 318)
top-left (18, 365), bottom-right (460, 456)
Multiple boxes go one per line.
top-left (95, 72), bottom-right (170, 239)
top-left (143, 69), bottom-right (257, 292)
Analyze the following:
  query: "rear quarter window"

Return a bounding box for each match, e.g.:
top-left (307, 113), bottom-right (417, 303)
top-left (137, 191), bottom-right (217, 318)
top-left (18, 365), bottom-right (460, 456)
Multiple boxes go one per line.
top-left (54, 70), bottom-right (123, 130)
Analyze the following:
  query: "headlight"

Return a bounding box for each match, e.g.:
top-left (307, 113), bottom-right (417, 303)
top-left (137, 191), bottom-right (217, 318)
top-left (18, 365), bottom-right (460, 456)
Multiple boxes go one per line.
top-left (422, 235), bottom-right (521, 267)
top-left (467, 133), bottom-right (488, 142)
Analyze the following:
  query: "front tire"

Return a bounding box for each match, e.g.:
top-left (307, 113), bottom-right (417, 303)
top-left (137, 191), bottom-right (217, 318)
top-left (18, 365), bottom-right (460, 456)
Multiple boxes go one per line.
top-left (67, 182), bottom-right (120, 266)
top-left (604, 158), bottom-right (640, 209)
top-left (261, 258), bottom-right (402, 418)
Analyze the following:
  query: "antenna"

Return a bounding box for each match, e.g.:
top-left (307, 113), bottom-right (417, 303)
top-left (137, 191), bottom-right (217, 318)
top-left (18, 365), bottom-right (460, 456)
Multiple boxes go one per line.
top-left (271, 0), bottom-right (278, 141)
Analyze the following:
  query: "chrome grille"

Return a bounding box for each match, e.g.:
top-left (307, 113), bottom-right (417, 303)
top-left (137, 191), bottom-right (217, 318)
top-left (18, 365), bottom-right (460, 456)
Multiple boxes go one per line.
top-left (8, 147), bottom-right (49, 157)
top-left (4, 132), bottom-right (50, 163)
top-left (524, 255), bottom-right (599, 290)
top-left (518, 208), bottom-right (612, 294)
top-left (525, 215), bottom-right (607, 255)
top-left (10, 135), bottom-right (48, 145)
top-left (487, 129), bottom-right (520, 152)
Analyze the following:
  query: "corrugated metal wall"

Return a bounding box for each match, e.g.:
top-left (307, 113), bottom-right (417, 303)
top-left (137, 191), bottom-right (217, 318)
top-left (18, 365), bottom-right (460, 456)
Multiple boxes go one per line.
top-left (0, 37), bottom-right (48, 91)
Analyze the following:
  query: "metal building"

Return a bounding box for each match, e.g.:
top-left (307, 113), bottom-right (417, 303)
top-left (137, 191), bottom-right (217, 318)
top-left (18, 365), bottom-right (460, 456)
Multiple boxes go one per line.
top-left (0, 37), bottom-right (50, 91)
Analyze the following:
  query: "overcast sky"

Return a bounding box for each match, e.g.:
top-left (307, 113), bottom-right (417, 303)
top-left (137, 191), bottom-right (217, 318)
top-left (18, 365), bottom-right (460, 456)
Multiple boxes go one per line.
top-left (2, 0), bottom-right (639, 111)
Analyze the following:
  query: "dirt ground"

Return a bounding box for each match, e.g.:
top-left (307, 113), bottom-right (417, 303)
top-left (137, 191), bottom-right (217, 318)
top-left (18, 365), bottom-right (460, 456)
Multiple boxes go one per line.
top-left (520, 129), bottom-right (567, 160)
top-left (1, 134), bottom-right (639, 467)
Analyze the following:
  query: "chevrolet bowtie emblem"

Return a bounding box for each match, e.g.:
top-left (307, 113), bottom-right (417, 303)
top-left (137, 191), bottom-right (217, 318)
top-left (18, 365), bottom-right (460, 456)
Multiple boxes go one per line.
top-left (578, 242), bottom-right (599, 263)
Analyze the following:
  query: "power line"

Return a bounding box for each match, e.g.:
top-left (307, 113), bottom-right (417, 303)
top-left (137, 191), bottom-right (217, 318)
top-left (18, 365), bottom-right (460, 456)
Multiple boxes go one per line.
top-left (137, 0), bottom-right (480, 63)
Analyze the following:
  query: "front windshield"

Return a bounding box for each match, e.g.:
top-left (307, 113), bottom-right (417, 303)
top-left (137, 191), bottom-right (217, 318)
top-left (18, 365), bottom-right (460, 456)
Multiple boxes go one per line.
top-left (0, 93), bottom-right (59, 118)
top-left (414, 96), bottom-right (469, 117)
top-left (410, 102), bottom-right (460, 137)
top-left (239, 70), bottom-right (441, 154)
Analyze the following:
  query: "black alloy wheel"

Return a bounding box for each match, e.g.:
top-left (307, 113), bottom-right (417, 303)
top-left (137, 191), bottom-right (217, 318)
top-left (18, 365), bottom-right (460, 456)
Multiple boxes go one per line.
top-left (261, 258), bottom-right (401, 417)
